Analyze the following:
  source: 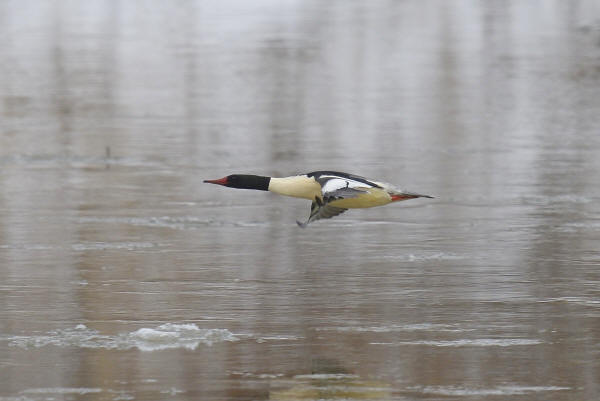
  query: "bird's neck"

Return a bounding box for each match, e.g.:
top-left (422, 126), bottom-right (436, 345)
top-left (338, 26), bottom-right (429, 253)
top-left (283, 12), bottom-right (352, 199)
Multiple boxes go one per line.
top-left (268, 176), bottom-right (321, 200)
top-left (232, 175), bottom-right (271, 191)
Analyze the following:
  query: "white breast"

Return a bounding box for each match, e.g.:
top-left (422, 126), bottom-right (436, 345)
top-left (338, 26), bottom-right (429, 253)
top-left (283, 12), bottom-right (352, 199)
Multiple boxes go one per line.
top-left (268, 176), bottom-right (322, 200)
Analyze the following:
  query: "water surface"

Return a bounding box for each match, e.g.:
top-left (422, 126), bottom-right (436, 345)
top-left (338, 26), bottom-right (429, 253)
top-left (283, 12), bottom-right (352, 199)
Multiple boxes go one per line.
top-left (1, 1), bottom-right (599, 400)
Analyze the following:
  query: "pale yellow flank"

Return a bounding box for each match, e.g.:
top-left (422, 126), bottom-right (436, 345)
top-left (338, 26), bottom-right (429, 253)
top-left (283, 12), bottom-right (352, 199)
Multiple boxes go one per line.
top-left (328, 187), bottom-right (392, 209)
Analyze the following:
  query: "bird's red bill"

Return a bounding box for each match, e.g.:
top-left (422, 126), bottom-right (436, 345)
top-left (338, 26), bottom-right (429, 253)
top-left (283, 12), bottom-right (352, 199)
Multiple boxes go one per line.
top-left (204, 177), bottom-right (228, 185)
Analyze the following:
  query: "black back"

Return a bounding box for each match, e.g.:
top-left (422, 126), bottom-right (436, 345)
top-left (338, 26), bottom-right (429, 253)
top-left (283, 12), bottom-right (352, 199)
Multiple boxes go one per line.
top-left (307, 171), bottom-right (382, 188)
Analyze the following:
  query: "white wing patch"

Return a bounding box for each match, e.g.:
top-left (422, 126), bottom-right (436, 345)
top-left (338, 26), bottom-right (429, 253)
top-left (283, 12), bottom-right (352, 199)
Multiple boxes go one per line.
top-left (320, 177), bottom-right (370, 197)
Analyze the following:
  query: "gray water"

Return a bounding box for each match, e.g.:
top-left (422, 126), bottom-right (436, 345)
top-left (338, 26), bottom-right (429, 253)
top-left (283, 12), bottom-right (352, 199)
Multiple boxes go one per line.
top-left (1, 1), bottom-right (600, 400)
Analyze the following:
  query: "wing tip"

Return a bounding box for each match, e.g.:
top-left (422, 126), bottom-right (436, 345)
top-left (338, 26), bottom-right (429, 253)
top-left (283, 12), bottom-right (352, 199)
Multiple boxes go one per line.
top-left (296, 220), bottom-right (308, 228)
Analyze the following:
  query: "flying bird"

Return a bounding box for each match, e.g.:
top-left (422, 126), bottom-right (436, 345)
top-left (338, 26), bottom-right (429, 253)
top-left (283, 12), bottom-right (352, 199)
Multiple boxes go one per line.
top-left (204, 171), bottom-right (433, 227)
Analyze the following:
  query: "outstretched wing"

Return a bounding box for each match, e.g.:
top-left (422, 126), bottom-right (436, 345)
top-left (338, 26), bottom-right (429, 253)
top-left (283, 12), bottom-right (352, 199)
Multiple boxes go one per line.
top-left (314, 173), bottom-right (373, 202)
top-left (296, 198), bottom-right (348, 228)
top-left (297, 172), bottom-right (380, 227)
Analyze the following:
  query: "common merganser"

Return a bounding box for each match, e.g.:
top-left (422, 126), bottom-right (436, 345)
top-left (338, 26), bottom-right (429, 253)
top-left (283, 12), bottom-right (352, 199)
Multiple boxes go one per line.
top-left (204, 171), bottom-right (433, 227)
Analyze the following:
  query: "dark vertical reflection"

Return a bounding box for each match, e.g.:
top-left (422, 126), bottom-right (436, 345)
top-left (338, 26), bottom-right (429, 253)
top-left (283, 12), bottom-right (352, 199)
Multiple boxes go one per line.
top-left (50, 0), bottom-right (71, 148)
top-left (182, 0), bottom-right (200, 166)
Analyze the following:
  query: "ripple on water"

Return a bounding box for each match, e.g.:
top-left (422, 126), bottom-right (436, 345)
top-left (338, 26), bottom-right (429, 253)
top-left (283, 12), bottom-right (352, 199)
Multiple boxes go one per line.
top-left (542, 297), bottom-right (600, 307)
top-left (0, 153), bottom-right (164, 169)
top-left (21, 388), bottom-right (103, 395)
top-left (518, 194), bottom-right (595, 209)
top-left (409, 384), bottom-right (571, 396)
top-left (0, 242), bottom-right (159, 251)
top-left (5, 323), bottom-right (238, 351)
top-left (378, 252), bottom-right (467, 262)
top-left (551, 221), bottom-right (600, 233)
top-left (10, 387), bottom-right (138, 400)
top-left (74, 215), bottom-right (268, 230)
top-left (75, 215), bottom-right (213, 230)
top-left (71, 242), bottom-right (158, 251)
top-left (317, 323), bottom-right (464, 333)
top-left (373, 338), bottom-right (543, 347)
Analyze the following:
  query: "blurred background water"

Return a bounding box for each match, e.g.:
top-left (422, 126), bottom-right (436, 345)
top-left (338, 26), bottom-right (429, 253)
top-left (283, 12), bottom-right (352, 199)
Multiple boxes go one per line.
top-left (1, 1), bottom-right (600, 400)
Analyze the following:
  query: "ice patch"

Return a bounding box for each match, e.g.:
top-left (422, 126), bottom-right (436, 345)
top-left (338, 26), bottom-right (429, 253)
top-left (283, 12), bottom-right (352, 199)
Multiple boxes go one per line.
top-left (6, 323), bottom-right (238, 351)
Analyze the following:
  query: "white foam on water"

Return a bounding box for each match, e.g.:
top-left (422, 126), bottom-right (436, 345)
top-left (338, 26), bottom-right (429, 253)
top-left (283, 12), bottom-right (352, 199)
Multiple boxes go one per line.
top-left (6, 323), bottom-right (238, 351)
top-left (128, 323), bottom-right (238, 351)
top-left (412, 384), bottom-right (571, 396)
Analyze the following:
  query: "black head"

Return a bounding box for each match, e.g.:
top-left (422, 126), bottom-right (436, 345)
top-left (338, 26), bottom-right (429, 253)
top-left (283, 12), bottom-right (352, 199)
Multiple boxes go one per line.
top-left (204, 174), bottom-right (270, 191)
